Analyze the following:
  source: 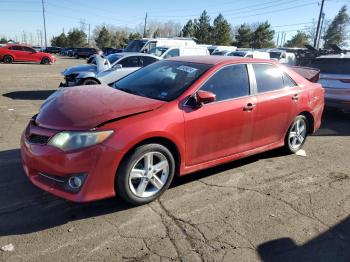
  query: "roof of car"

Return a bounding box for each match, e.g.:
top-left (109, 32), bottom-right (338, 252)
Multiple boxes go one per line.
top-left (115, 52), bottom-right (161, 58)
top-left (168, 55), bottom-right (276, 65)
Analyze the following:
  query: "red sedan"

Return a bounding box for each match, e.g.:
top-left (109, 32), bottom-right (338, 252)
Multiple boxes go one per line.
top-left (0, 44), bottom-right (56, 64)
top-left (21, 56), bottom-right (324, 205)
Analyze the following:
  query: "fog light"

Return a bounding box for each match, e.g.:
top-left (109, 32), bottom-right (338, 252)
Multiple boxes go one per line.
top-left (68, 176), bottom-right (82, 189)
top-left (66, 174), bottom-right (87, 192)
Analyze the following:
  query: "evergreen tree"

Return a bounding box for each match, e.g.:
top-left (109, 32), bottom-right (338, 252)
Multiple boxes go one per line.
top-left (182, 19), bottom-right (195, 37)
top-left (285, 31), bottom-right (309, 47)
top-left (67, 28), bottom-right (87, 47)
top-left (95, 26), bottom-right (112, 48)
top-left (0, 37), bottom-right (7, 44)
top-left (212, 14), bottom-right (232, 45)
top-left (235, 24), bottom-right (252, 47)
top-left (128, 32), bottom-right (142, 41)
top-left (251, 21), bottom-right (275, 48)
top-left (194, 10), bottom-right (212, 44)
top-left (324, 5), bottom-right (350, 47)
top-left (51, 33), bottom-right (67, 47)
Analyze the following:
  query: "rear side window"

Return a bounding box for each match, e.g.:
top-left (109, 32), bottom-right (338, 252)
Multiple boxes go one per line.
top-left (283, 73), bottom-right (296, 87)
top-left (200, 64), bottom-right (250, 101)
top-left (119, 56), bottom-right (139, 67)
top-left (164, 49), bottom-right (180, 59)
top-left (310, 58), bottom-right (350, 74)
top-left (22, 47), bottom-right (34, 52)
top-left (140, 56), bottom-right (158, 67)
top-left (253, 64), bottom-right (284, 93)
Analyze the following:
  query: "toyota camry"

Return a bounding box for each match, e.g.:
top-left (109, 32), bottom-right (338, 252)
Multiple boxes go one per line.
top-left (21, 56), bottom-right (324, 205)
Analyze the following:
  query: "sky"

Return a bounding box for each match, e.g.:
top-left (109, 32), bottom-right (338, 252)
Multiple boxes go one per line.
top-left (0, 0), bottom-right (349, 46)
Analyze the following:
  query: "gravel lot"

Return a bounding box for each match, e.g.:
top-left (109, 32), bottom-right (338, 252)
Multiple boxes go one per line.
top-left (0, 57), bottom-right (349, 262)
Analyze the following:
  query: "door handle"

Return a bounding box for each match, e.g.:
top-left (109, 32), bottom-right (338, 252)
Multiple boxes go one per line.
top-left (292, 94), bottom-right (299, 101)
top-left (243, 103), bottom-right (256, 111)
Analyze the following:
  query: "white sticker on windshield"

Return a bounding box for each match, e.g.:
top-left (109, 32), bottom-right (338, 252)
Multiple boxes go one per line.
top-left (177, 65), bottom-right (198, 74)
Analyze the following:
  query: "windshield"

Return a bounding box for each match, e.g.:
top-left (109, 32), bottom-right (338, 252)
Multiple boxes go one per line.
top-left (124, 40), bottom-right (148, 52)
top-left (107, 54), bottom-right (123, 65)
top-left (112, 60), bottom-right (211, 101)
top-left (228, 51), bottom-right (246, 57)
top-left (149, 47), bottom-right (168, 57)
top-left (310, 58), bottom-right (350, 74)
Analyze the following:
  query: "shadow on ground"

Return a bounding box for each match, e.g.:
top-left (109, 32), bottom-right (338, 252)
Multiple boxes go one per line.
top-left (3, 90), bottom-right (56, 100)
top-left (0, 148), bottom-right (281, 237)
top-left (257, 215), bottom-right (350, 262)
top-left (314, 108), bottom-right (350, 136)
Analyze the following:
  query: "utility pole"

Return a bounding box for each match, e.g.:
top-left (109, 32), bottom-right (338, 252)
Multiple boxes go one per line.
top-left (276, 32), bottom-right (280, 47)
top-left (317, 12), bottom-right (325, 49)
top-left (143, 12), bottom-right (148, 38)
top-left (314, 0), bottom-right (325, 48)
top-left (88, 24), bottom-right (91, 45)
top-left (41, 0), bottom-right (47, 48)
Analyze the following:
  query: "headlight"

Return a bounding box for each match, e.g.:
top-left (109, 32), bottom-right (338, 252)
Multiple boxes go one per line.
top-left (48, 130), bottom-right (113, 151)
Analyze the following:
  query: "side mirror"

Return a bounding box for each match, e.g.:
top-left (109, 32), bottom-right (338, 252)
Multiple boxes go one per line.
top-left (196, 90), bottom-right (216, 105)
top-left (112, 64), bottom-right (122, 70)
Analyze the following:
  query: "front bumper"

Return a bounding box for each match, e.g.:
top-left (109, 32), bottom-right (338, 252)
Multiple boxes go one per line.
top-left (20, 122), bottom-right (123, 202)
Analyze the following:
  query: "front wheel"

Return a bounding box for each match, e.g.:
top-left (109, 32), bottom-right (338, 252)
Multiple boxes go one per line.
top-left (284, 115), bottom-right (308, 154)
top-left (116, 144), bottom-right (175, 205)
top-left (41, 57), bottom-right (50, 65)
top-left (82, 78), bottom-right (99, 85)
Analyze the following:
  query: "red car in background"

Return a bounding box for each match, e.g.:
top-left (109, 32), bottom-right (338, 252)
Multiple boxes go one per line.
top-left (0, 44), bottom-right (56, 64)
top-left (21, 56), bottom-right (324, 205)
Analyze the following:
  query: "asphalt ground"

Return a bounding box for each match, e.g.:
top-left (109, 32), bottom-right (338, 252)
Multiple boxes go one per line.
top-left (0, 57), bottom-right (349, 262)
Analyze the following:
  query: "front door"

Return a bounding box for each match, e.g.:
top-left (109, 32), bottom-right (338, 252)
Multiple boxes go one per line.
top-left (183, 64), bottom-right (256, 166)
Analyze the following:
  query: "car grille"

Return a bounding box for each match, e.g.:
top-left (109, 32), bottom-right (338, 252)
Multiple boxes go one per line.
top-left (28, 134), bottom-right (50, 145)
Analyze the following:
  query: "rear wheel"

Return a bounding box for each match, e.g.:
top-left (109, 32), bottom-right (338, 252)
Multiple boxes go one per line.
top-left (41, 57), bottom-right (50, 65)
top-left (3, 55), bottom-right (13, 64)
top-left (284, 115), bottom-right (308, 153)
top-left (82, 78), bottom-right (99, 85)
top-left (116, 144), bottom-right (175, 205)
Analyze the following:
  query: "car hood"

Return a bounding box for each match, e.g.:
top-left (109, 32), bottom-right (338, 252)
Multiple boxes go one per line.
top-left (63, 64), bottom-right (99, 76)
top-left (36, 85), bottom-right (165, 130)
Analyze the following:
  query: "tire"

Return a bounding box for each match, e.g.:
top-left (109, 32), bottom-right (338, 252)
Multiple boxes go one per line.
top-left (75, 54), bottom-right (80, 59)
top-left (41, 57), bottom-right (50, 65)
top-left (116, 144), bottom-right (176, 205)
top-left (3, 55), bottom-right (13, 64)
top-left (82, 78), bottom-right (99, 85)
top-left (284, 115), bottom-right (308, 154)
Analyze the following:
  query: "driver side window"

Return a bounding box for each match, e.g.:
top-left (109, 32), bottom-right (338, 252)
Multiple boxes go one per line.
top-left (200, 64), bottom-right (250, 102)
top-left (118, 56), bottom-right (139, 68)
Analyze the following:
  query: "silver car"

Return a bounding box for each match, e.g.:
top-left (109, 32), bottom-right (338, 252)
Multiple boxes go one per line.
top-left (62, 53), bottom-right (160, 86)
top-left (310, 54), bottom-right (350, 113)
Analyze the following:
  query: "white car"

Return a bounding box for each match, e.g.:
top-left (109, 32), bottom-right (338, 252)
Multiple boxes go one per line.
top-left (62, 53), bottom-right (160, 86)
top-left (227, 50), bottom-right (270, 59)
top-left (209, 45), bottom-right (237, 55)
top-left (149, 46), bottom-right (209, 59)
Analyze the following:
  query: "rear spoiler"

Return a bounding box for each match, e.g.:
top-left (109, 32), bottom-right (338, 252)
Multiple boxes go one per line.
top-left (288, 66), bottom-right (320, 83)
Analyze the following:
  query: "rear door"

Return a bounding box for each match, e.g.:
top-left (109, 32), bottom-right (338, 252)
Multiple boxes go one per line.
top-left (21, 46), bottom-right (38, 62)
top-left (8, 46), bottom-right (25, 61)
top-left (251, 63), bottom-right (299, 147)
top-left (184, 64), bottom-right (257, 166)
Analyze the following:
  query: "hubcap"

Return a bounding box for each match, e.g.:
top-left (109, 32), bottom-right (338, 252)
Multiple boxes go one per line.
top-left (129, 152), bottom-right (169, 198)
top-left (289, 119), bottom-right (307, 150)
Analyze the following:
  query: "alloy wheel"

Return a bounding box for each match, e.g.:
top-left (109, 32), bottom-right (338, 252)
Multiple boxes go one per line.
top-left (128, 151), bottom-right (169, 198)
top-left (288, 118), bottom-right (307, 150)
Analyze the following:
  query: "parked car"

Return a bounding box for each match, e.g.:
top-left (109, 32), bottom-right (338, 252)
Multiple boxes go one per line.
top-left (209, 45), bottom-right (237, 55)
top-left (262, 49), bottom-right (296, 65)
top-left (309, 54), bottom-right (350, 112)
top-left (0, 44), bottom-right (56, 64)
top-left (62, 53), bottom-right (160, 86)
top-left (75, 47), bottom-right (102, 59)
top-left (44, 46), bottom-right (61, 54)
top-left (124, 37), bottom-right (196, 53)
top-left (102, 47), bottom-right (124, 55)
top-left (149, 46), bottom-right (209, 59)
top-left (21, 56), bottom-right (324, 205)
top-left (227, 50), bottom-right (271, 59)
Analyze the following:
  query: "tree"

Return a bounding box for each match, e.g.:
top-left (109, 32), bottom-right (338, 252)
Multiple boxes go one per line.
top-left (251, 21), bottom-right (275, 48)
top-left (95, 26), bottom-right (112, 48)
top-left (212, 14), bottom-right (232, 45)
top-left (128, 32), bottom-right (142, 41)
top-left (51, 33), bottom-right (67, 47)
top-left (194, 10), bottom-right (212, 44)
top-left (285, 31), bottom-right (309, 47)
top-left (67, 28), bottom-right (87, 47)
top-left (182, 19), bottom-right (195, 37)
top-left (111, 31), bottom-right (129, 48)
top-left (324, 5), bottom-right (350, 47)
top-left (235, 24), bottom-right (252, 47)
top-left (0, 37), bottom-right (7, 44)
top-left (153, 28), bottom-right (161, 38)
